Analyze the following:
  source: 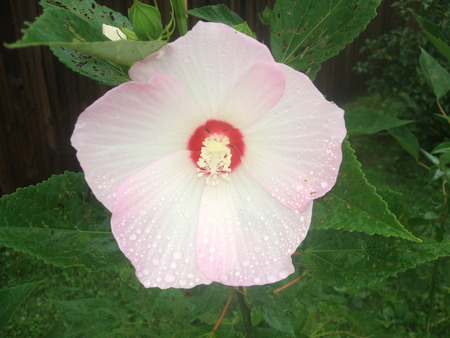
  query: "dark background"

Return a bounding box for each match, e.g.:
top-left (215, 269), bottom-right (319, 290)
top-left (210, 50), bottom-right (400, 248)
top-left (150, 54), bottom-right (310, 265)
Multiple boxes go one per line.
top-left (0, 0), bottom-right (399, 195)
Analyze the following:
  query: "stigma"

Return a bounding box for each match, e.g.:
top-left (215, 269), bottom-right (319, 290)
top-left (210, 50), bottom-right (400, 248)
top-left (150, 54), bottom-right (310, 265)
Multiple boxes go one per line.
top-left (197, 134), bottom-right (232, 185)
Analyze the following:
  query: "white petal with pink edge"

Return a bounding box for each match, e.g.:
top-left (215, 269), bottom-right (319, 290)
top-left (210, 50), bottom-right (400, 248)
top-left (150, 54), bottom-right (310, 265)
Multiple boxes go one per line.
top-left (111, 151), bottom-right (212, 289)
top-left (242, 63), bottom-right (346, 213)
top-left (129, 22), bottom-right (276, 122)
top-left (71, 73), bottom-right (206, 210)
top-left (218, 62), bottom-right (286, 127)
top-left (195, 169), bottom-right (312, 286)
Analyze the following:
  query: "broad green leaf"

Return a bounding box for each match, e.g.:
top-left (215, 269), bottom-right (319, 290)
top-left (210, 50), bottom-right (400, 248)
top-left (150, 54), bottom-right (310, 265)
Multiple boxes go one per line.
top-left (270, 0), bottom-right (381, 79)
top-left (52, 298), bottom-right (127, 336)
top-left (49, 46), bottom-right (130, 86)
top-left (233, 22), bottom-right (257, 39)
top-left (7, 8), bottom-right (166, 67)
top-left (388, 126), bottom-right (421, 160)
top-left (416, 14), bottom-right (450, 63)
top-left (419, 48), bottom-right (450, 98)
top-left (345, 108), bottom-right (413, 135)
top-left (41, 0), bottom-right (135, 85)
top-left (0, 282), bottom-right (41, 330)
top-left (0, 172), bottom-right (127, 270)
top-left (302, 229), bottom-right (450, 288)
top-left (247, 287), bottom-right (295, 335)
top-left (40, 0), bottom-right (133, 29)
top-left (312, 140), bottom-right (419, 242)
top-left (188, 4), bottom-right (244, 26)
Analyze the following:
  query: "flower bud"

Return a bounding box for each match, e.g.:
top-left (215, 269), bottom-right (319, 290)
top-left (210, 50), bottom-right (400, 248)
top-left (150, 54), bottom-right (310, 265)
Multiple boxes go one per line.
top-left (128, 0), bottom-right (163, 40)
top-left (259, 6), bottom-right (272, 25)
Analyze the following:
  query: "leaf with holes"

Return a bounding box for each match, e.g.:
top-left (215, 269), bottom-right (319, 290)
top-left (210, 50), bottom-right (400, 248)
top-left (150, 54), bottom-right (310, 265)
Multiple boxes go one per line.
top-left (8, 8), bottom-right (165, 67)
top-left (270, 0), bottom-right (381, 79)
top-left (0, 172), bottom-right (126, 270)
top-left (301, 229), bottom-right (450, 288)
top-left (312, 140), bottom-right (419, 242)
top-left (188, 4), bottom-right (244, 26)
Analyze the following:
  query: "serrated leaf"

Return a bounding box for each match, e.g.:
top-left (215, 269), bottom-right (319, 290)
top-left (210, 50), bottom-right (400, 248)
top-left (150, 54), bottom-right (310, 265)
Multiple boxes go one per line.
top-left (388, 126), bottom-right (421, 160)
top-left (49, 46), bottom-right (130, 86)
top-left (188, 4), bottom-right (244, 26)
top-left (312, 140), bottom-right (419, 242)
top-left (302, 229), bottom-right (450, 288)
top-left (53, 298), bottom-right (127, 337)
top-left (0, 282), bottom-right (42, 330)
top-left (419, 48), bottom-right (450, 98)
top-left (270, 0), bottom-right (381, 79)
top-left (40, 0), bottom-right (133, 29)
top-left (416, 14), bottom-right (450, 63)
top-left (345, 108), bottom-right (413, 135)
top-left (247, 287), bottom-right (294, 335)
top-left (7, 8), bottom-right (166, 67)
top-left (0, 172), bottom-right (127, 270)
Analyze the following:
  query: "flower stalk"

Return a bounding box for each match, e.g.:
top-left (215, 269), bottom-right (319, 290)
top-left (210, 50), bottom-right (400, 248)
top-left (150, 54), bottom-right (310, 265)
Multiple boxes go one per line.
top-left (172, 0), bottom-right (188, 36)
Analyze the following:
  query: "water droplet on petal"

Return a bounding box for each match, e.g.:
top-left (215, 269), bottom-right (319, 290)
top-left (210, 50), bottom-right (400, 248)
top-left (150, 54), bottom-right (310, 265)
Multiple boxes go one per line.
top-left (129, 233), bottom-right (137, 241)
top-left (253, 277), bottom-right (261, 284)
top-left (151, 258), bottom-right (159, 266)
top-left (242, 260), bottom-right (250, 267)
top-left (173, 251), bottom-right (182, 260)
top-left (254, 246), bottom-right (262, 253)
top-left (142, 269), bottom-right (149, 276)
top-left (164, 273), bottom-right (175, 283)
top-left (267, 274), bottom-right (276, 283)
top-left (278, 269), bottom-right (290, 279)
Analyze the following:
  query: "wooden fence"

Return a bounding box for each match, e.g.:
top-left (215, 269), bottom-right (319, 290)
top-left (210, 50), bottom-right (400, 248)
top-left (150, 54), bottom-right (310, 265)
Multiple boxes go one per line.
top-left (0, 0), bottom-right (398, 194)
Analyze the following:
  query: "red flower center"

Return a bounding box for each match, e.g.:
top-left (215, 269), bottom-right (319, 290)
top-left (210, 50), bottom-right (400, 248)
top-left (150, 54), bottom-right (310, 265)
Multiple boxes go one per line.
top-left (187, 119), bottom-right (245, 184)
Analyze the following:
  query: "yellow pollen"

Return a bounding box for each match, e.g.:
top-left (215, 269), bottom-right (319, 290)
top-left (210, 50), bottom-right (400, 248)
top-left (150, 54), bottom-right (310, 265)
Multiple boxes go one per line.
top-left (197, 134), bottom-right (232, 185)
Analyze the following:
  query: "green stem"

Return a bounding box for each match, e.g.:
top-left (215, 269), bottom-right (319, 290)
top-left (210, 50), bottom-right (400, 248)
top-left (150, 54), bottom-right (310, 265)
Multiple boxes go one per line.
top-left (172, 0), bottom-right (188, 36)
top-left (236, 287), bottom-right (252, 328)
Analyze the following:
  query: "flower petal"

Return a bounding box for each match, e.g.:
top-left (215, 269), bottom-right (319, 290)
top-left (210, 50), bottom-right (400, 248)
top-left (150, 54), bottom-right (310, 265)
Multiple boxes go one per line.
top-left (71, 73), bottom-right (205, 210)
top-left (111, 151), bottom-right (212, 289)
top-left (195, 169), bottom-right (312, 286)
top-left (129, 22), bottom-right (275, 122)
top-left (218, 62), bottom-right (286, 127)
top-left (242, 63), bottom-right (346, 212)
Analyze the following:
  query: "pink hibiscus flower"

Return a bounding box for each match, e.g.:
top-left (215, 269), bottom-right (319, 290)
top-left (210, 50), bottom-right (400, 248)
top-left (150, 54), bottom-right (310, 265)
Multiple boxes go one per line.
top-left (71, 22), bottom-right (346, 289)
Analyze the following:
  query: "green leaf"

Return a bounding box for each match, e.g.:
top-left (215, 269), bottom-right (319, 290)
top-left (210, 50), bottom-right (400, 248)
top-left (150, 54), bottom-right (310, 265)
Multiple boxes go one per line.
top-left (52, 298), bottom-right (127, 336)
top-left (388, 126), bottom-right (421, 160)
top-left (0, 282), bottom-right (42, 330)
top-left (432, 142), bottom-right (450, 154)
top-left (247, 287), bottom-right (295, 335)
top-left (302, 229), bottom-right (450, 288)
top-left (419, 48), bottom-right (450, 98)
top-left (40, 0), bottom-right (133, 30)
top-left (233, 22), bottom-right (257, 39)
top-left (345, 108), bottom-right (413, 135)
top-left (416, 14), bottom-right (450, 63)
top-left (49, 46), bottom-right (130, 86)
top-left (188, 4), bottom-right (244, 26)
top-left (270, 0), bottom-right (381, 79)
top-left (0, 172), bottom-right (127, 270)
top-left (421, 149), bottom-right (440, 166)
top-left (312, 140), bottom-right (420, 242)
top-left (7, 8), bottom-right (166, 67)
